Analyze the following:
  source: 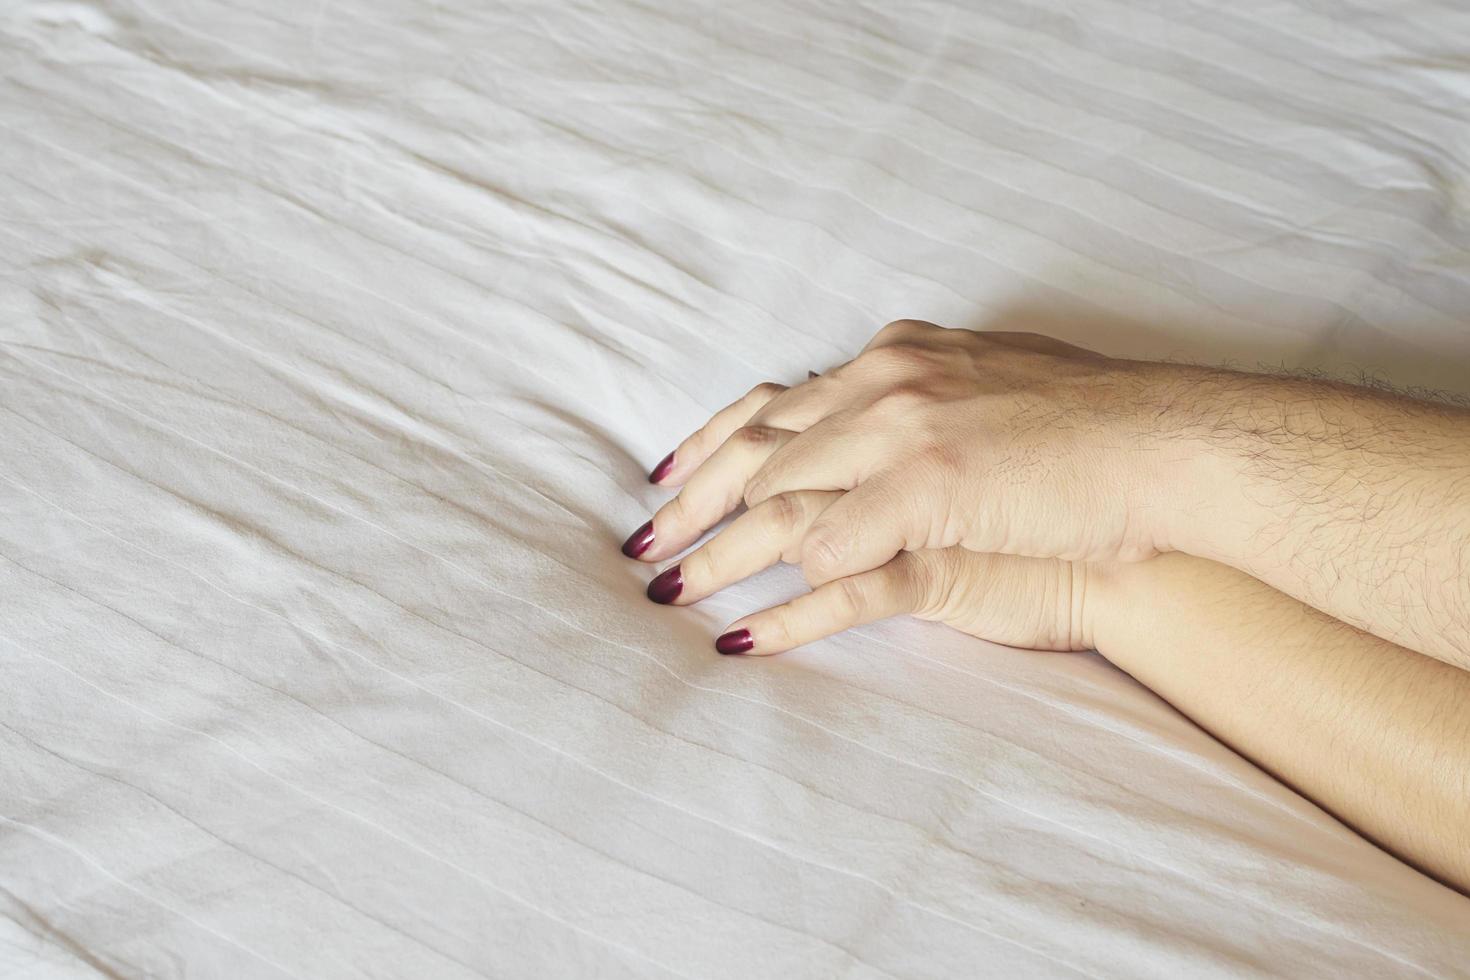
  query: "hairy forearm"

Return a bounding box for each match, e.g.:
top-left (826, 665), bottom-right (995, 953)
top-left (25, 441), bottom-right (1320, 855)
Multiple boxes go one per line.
top-left (1090, 553), bottom-right (1470, 895)
top-left (1142, 365), bottom-right (1470, 670)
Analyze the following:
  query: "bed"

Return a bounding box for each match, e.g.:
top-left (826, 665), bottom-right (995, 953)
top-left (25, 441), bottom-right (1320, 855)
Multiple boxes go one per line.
top-left (3, 0), bottom-right (1469, 975)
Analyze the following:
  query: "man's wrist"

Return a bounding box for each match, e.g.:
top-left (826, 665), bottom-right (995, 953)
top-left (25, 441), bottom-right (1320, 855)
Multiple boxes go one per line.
top-left (1121, 360), bottom-right (1470, 667)
top-left (1124, 362), bottom-right (1270, 565)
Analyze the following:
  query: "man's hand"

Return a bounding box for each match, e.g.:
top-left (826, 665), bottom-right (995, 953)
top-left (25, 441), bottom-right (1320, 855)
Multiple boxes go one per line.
top-left (624, 319), bottom-right (1470, 669)
top-left (628, 320), bottom-right (1180, 574)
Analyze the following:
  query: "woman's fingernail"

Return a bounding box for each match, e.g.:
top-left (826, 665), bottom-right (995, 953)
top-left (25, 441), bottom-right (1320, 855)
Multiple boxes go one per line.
top-left (646, 564), bottom-right (683, 604)
top-left (621, 520), bottom-right (655, 558)
top-left (715, 628), bottom-right (754, 655)
top-left (648, 452), bottom-right (676, 484)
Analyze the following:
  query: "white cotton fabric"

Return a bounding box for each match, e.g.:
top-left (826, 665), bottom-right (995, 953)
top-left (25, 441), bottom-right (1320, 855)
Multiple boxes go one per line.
top-left (2, 0), bottom-right (1469, 976)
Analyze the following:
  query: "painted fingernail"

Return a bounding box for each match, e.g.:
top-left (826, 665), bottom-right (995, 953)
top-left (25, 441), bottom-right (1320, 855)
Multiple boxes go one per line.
top-left (715, 628), bottom-right (753, 655)
top-left (648, 452), bottom-right (675, 484)
top-left (621, 520), bottom-right (655, 558)
top-left (646, 564), bottom-right (683, 604)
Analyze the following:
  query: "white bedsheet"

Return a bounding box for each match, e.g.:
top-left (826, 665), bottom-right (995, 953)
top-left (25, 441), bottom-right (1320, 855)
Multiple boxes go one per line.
top-left (2, 0), bottom-right (1469, 975)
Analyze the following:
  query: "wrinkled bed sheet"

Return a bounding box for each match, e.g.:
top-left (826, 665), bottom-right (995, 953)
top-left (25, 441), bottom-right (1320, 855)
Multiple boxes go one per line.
top-left (2, 0), bottom-right (1470, 976)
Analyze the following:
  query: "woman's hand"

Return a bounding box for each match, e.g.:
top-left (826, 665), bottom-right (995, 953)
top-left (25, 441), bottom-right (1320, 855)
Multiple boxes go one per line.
top-left (624, 320), bottom-right (1188, 593)
top-left (640, 487), bottom-right (1096, 656)
top-left (638, 495), bottom-right (1470, 895)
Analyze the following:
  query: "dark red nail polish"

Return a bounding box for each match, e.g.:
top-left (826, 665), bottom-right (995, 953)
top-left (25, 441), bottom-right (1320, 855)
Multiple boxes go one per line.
top-left (715, 628), bottom-right (753, 655)
top-left (646, 564), bottom-right (683, 604)
top-left (621, 520), bottom-right (655, 558)
top-left (648, 452), bottom-right (675, 484)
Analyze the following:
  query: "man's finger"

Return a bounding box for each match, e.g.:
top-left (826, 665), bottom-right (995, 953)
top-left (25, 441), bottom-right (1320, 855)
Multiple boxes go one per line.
top-left (798, 474), bottom-right (938, 587)
top-left (645, 490), bottom-right (842, 605)
top-left (745, 372), bottom-right (863, 433)
top-left (714, 552), bottom-right (940, 655)
top-left (649, 382), bottom-right (786, 486)
top-left (627, 425), bottom-right (796, 562)
top-left (740, 410), bottom-right (901, 508)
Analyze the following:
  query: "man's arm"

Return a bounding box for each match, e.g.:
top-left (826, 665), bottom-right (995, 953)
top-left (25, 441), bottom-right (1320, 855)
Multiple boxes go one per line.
top-left (1091, 552), bottom-right (1470, 895)
top-left (1155, 367), bottom-right (1470, 670)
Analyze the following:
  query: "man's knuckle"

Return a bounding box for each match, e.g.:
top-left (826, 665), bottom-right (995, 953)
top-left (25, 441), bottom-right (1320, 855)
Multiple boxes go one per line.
top-left (861, 343), bottom-right (928, 373)
top-left (870, 321), bottom-right (907, 346)
top-left (875, 318), bottom-right (936, 342)
top-left (832, 576), bottom-right (869, 618)
top-left (732, 424), bottom-right (781, 450)
top-left (872, 382), bottom-right (932, 414)
top-left (802, 530), bottom-right (844, 572)
top-left (743, 472), bottom-right (774, 506)
top-left (764, 492), bottom-right (806, 534)
top-left (905, 436), bottom-right (962, 480)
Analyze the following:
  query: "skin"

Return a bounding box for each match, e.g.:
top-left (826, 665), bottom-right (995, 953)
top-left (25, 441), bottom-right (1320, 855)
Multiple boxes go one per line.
top-left (630, 320), bottom-right (1470, 670)
top-left (621, 320), bottom-right (1470, 893)
top-left (640, 491), bottom-right (1470, 895)
top-left (1094, 554), bottom-right (1470, 899)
